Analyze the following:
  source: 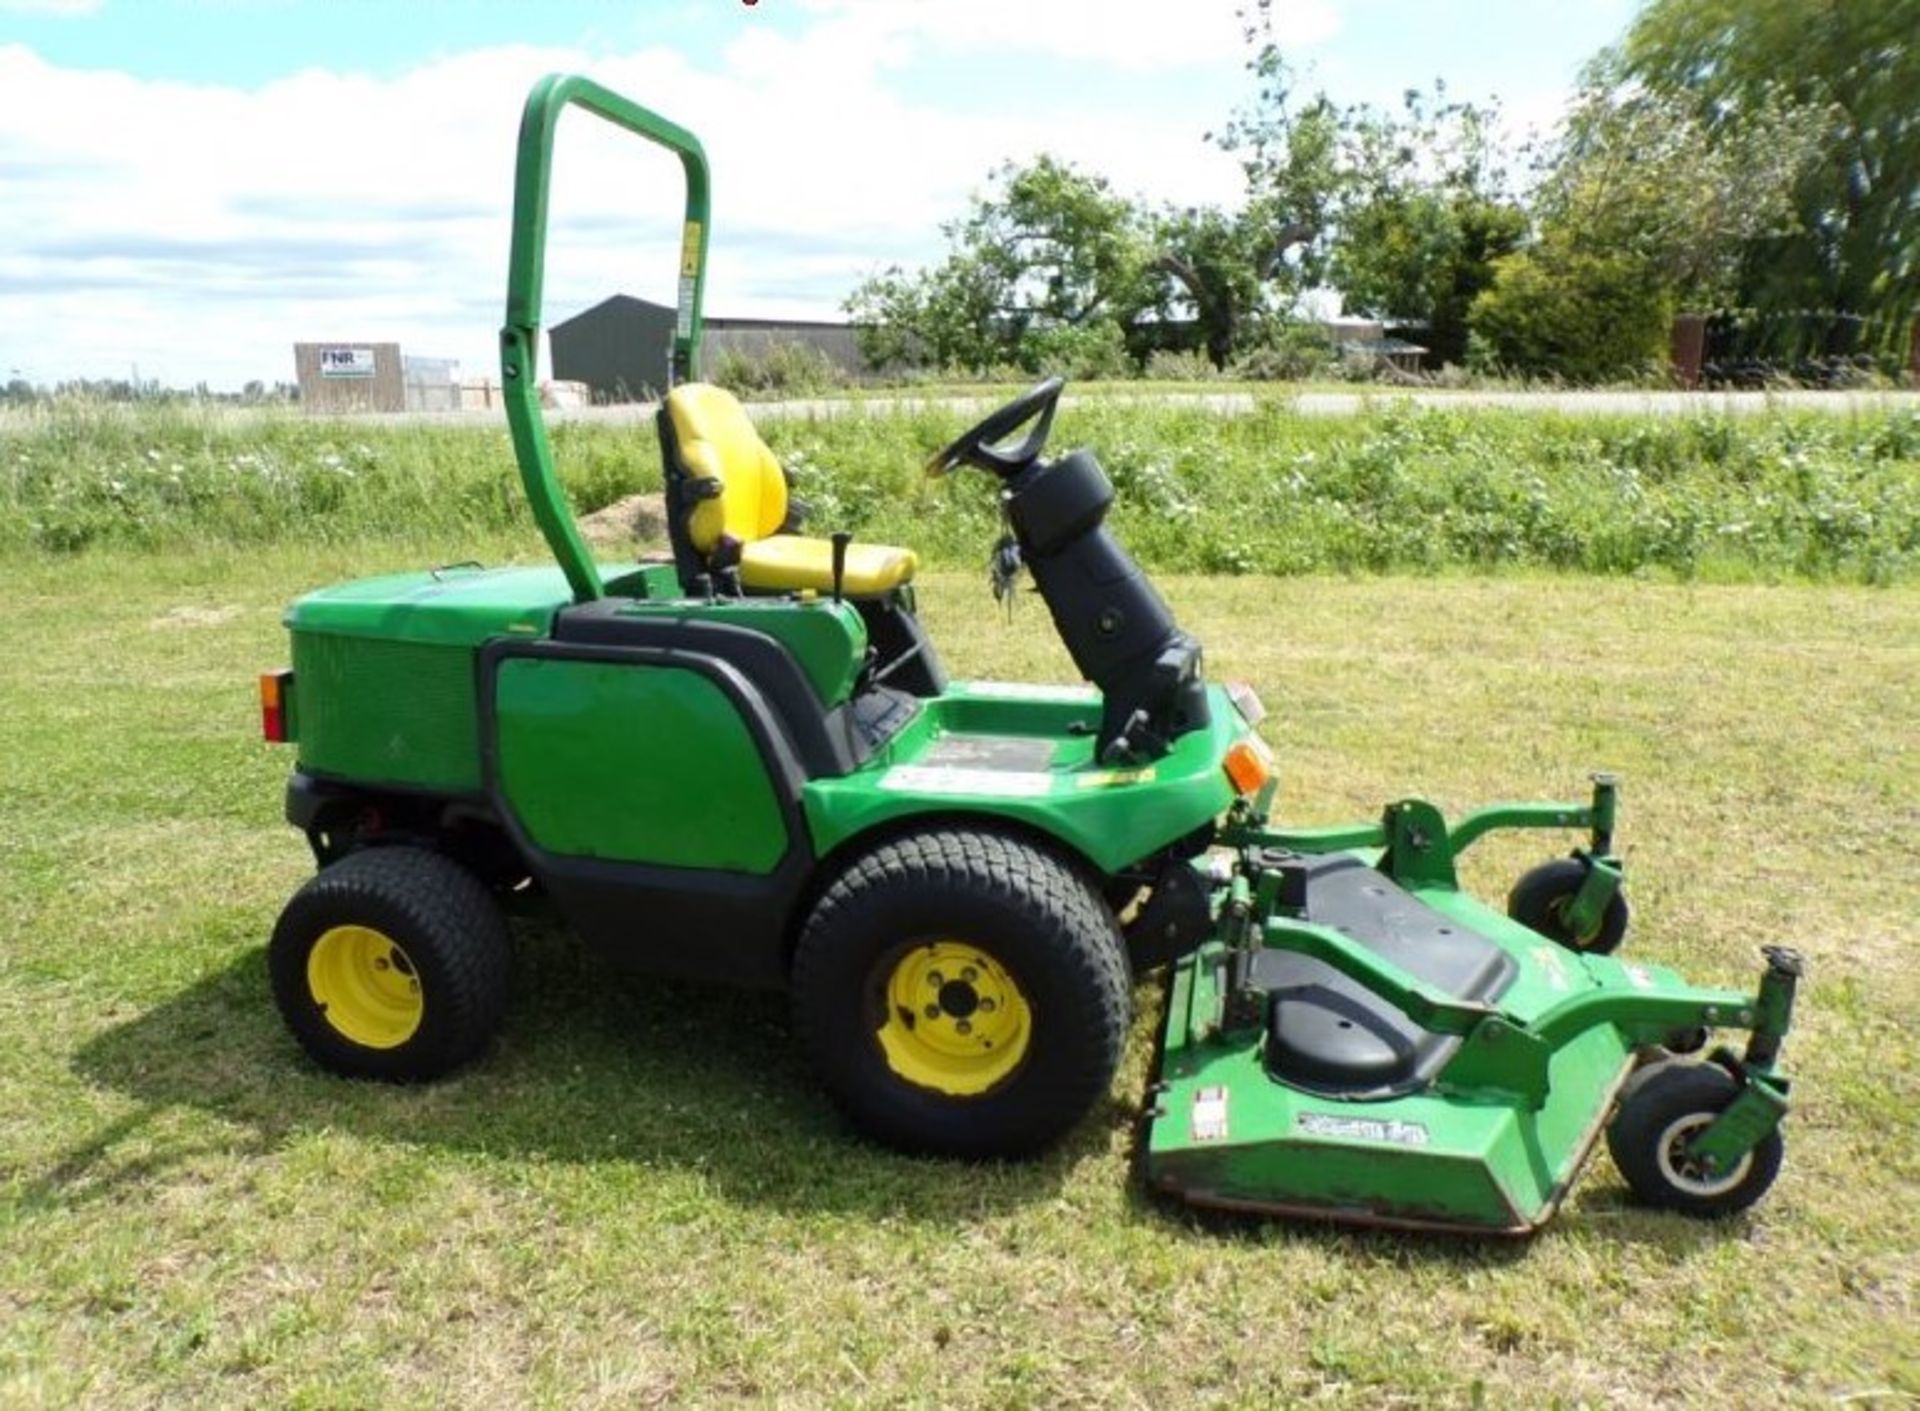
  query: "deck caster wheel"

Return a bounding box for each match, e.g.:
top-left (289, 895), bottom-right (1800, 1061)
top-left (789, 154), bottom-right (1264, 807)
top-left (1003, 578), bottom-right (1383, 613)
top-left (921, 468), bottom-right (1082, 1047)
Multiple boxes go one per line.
top-left (1508, 857), bottom-right (1629, 955)
top-left (1607, 1060), bottom-right (1782, 1217)
top-left (790, 829), bottom-right (1130, 1159)
top-left (269, 846), bottom-right (511, 1082)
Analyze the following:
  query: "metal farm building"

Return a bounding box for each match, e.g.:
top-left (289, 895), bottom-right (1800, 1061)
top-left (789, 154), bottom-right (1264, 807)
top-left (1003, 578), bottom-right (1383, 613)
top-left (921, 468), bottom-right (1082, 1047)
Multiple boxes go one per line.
top-left (549, 295), bottom-right (867, 402)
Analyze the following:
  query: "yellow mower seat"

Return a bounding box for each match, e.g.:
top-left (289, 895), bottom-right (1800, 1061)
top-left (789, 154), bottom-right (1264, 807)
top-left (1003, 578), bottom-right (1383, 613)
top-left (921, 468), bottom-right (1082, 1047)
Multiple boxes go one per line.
top-left (663, 383), bottom-right (917, 596)
top-left (738, 534), bottom-right (917, 596)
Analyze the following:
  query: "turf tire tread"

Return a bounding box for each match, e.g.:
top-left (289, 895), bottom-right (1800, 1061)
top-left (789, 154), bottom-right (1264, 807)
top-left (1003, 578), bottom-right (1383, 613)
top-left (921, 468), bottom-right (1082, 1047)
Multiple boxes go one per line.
top-left (269, 845), bottom-right (511, 1082)
top-left (791, 828), bottom-right (1129, 1158)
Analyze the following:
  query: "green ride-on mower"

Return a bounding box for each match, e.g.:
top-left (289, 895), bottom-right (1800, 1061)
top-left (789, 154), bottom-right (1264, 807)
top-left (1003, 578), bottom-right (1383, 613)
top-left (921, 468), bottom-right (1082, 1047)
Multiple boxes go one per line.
top-left (257, 75), bottom-right (1801, 1233)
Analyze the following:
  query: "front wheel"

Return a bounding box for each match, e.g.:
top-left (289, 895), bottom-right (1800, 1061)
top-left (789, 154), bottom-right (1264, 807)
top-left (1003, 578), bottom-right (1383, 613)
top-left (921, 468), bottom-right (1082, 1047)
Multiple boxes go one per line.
top-left (791, 829), bottom-right (1130, 1158)
top-left (1606, 1060), bottom-right (1783, 1217)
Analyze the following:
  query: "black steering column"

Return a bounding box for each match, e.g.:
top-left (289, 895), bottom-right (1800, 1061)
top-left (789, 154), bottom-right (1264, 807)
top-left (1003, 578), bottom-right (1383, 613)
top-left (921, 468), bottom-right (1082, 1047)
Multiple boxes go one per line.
top-left (928, 378), bottom-right (1211, 763)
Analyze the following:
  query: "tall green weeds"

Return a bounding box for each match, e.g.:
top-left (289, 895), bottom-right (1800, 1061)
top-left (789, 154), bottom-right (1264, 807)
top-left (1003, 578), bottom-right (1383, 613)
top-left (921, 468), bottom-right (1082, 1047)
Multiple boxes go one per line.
top-left (3, 397), bottom-right (1915, 582)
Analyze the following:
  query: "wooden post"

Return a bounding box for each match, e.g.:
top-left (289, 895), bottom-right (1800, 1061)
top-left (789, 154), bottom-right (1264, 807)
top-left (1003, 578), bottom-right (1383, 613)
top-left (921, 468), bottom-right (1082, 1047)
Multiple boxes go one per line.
top-left (1670, 313), bottom-right (1706, 389)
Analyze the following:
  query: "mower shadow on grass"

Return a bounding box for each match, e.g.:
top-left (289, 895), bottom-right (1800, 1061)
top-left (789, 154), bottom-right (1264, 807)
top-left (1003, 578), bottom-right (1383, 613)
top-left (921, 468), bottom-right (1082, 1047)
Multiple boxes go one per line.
top-left (67, 935), bottom-right (1767, 1253)
top-left (67, 927), bottom-right (1095, 1223)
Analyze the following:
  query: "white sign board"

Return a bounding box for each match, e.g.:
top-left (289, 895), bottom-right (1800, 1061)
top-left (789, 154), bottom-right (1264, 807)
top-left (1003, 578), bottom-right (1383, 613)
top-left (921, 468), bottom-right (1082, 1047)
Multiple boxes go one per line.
top-left (319, 346), bottom-right (377, 379)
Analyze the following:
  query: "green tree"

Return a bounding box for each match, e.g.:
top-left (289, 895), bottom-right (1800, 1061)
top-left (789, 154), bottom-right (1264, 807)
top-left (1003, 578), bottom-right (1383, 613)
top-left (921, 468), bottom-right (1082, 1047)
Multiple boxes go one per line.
top-left (1150, 203), bottom-right (1302, 368)
top-left (845, 156), bottom-right (1154, 374)
top-left (1332, 192), bottom-right (1527, 366)
top-left (1219, 10), bottom-right (1529, 369)
top-left (1211, 52), bottom-right (1346, 297)
top-left (1468, 242), bottom-right (1673, 383)
top-left (1619, 0), bottom-right (1920, 349)
top-left (1469, 64), bottom-right (1821, 382)
top-left (1136, 62), bottom-right (1347, 371)
top-left (1542, 74), bottom-right (1823, 311)
top-left (1324, 83), bottom-right (1528, 366)
top-left (844, 259), bottom-right (1004, 371)
top-left (957, 156), bottom-right (1155, 333)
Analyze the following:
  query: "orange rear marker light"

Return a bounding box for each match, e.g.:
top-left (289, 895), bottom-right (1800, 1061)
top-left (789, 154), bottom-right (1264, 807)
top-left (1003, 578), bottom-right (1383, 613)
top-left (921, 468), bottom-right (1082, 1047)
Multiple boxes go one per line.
top-left (1223, 738), bottom-right (1272, 797)
top-left (260, 669), bottom-right (291, 743)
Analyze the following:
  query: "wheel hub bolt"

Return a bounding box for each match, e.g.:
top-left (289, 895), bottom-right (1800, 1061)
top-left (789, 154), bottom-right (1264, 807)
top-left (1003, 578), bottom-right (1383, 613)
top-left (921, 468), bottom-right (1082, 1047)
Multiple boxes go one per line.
top-left (979, 998), bottom-right (996, 1013)
top-left (927, 971), bottom-right (944, 987)
top-left (924, 1004), bottom-right (941, 1020)
top-left (956, 1020), bottom-right (972, 1035)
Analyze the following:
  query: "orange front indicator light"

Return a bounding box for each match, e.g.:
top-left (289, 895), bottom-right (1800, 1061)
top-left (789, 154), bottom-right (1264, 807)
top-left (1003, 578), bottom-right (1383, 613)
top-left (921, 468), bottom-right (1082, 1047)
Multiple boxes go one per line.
top-left (1223, 738), bottom-right (1273, 797)
top-left (260, 669), bottom-right (292, 743)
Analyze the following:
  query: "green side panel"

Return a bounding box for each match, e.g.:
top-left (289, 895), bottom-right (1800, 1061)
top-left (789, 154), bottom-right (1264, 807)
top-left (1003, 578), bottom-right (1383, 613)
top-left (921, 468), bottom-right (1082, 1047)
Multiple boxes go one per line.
top-left (802, 681), bottom-right (1246, 875)
top-left (290, 633), bottom-right (480, 792)
top-left (1144, 884), bottom-right (1637, 1232)
top-left (493, 656), bottom-right (788, 873)
top-left (282, 561), bottom-right (637, 793)
top-left (610, 596), bottom-right (867, 705)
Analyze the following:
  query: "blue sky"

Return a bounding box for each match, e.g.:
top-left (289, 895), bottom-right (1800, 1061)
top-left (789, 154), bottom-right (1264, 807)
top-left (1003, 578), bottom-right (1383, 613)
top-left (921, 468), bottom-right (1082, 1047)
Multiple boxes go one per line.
top-left (0, 0), bottom-right (1639, 387)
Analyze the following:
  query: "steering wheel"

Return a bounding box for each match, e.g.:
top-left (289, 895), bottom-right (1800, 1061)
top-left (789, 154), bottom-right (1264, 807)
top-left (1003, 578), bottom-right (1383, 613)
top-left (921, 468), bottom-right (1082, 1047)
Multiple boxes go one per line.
top-left (924, 377), bottom-right (1065, 479)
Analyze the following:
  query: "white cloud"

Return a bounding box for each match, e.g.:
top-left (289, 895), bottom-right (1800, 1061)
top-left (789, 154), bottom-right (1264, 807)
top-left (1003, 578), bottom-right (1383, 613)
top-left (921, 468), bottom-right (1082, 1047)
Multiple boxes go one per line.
top-left (0, 0), bottom-right (102, 14)
top-left (0, 2), bottom-right (1312, 388)
top-left (794, 0), bottom-right (1337, 71)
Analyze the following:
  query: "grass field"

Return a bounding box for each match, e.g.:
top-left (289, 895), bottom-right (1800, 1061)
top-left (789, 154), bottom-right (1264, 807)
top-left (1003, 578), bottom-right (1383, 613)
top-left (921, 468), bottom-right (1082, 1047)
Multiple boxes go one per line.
top-left (2, 535), bottom-right (1916, 1407)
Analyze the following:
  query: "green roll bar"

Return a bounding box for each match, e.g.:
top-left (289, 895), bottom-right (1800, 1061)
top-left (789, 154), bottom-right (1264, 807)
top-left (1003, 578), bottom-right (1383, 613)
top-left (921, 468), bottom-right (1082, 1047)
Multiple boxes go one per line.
top-left (499, 73), bottom-right (712, 603)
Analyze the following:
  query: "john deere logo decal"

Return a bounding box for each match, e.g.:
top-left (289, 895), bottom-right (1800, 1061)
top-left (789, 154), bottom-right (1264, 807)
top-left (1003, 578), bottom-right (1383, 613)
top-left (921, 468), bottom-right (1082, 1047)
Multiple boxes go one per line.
top-left (1296, 1112), bottom-right (1430, 1147)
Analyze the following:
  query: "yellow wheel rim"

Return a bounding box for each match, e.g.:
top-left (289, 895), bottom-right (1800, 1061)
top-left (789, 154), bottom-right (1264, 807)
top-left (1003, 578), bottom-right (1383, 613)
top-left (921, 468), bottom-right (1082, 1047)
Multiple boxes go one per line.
top-left (307, 924), bottom-right (424, 1050)
top-left (874, 940), bottom-right (1031, 1097)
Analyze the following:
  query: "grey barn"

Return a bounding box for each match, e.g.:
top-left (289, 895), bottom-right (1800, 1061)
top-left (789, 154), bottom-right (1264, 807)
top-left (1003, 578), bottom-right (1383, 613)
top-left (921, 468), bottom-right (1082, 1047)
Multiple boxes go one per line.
top-left (549, 295), bottom-right (864, 401)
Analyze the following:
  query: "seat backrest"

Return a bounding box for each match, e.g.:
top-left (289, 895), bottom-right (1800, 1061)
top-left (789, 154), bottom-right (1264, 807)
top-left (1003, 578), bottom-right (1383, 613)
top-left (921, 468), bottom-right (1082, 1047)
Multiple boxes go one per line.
top-left (661, 383), bottom-right (788, 555)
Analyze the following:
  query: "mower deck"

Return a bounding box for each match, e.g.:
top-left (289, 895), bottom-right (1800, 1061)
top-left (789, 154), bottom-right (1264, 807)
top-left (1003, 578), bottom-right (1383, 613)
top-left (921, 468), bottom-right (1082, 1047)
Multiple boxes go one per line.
top-left (1142, 811), bottom-right (1795, 1235)
top-left (1146, 878), bottom-right (1640, 1233)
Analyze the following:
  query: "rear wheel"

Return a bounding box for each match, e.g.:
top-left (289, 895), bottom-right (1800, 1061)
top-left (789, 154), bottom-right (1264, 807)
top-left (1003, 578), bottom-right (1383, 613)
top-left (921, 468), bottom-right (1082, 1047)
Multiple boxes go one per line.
top-left (1607, 1060), bottom-right (1783, 1217)
top-left (791, 829), bottom-right (1130, 1158)
top-left (1508, 857), bottom-right (1629, 955)
top-left (269, 846), bottom-right (511, 1082)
